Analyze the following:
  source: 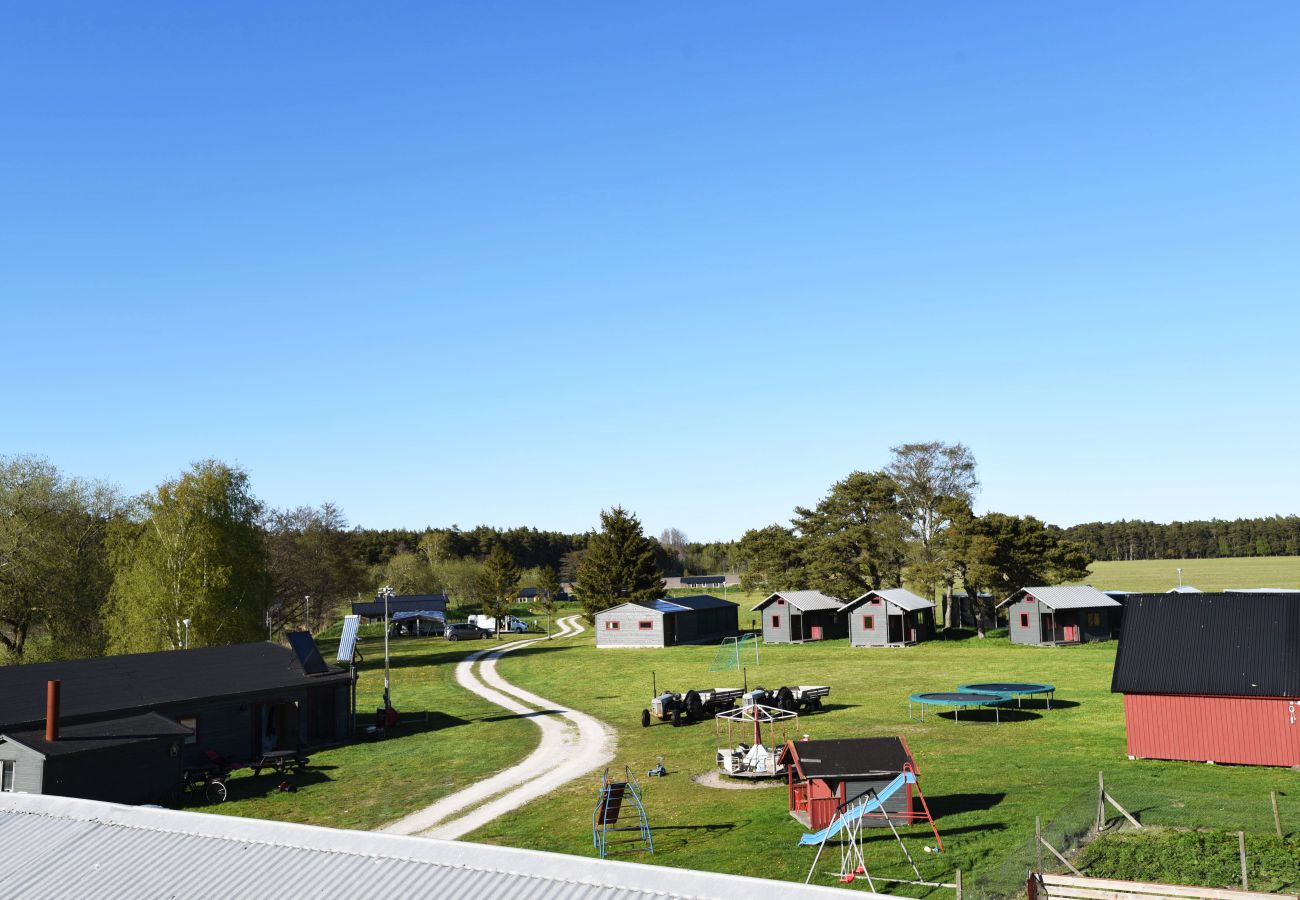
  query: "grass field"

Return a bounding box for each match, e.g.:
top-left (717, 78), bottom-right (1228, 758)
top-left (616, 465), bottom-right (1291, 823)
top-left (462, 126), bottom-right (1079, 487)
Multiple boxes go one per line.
top-left (1078, 557), bottom-right (1300, 592)
top-left (204, 569), bottom-right (1300, 895)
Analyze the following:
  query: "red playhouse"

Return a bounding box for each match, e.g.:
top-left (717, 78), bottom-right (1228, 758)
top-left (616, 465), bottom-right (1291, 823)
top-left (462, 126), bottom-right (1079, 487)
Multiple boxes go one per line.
top-left (778, 737), bottom-right (941, 847)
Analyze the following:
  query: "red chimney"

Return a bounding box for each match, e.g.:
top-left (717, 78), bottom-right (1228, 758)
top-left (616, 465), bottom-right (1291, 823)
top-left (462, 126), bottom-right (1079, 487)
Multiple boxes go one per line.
top-left (45, 680), bottom-right (60, 743)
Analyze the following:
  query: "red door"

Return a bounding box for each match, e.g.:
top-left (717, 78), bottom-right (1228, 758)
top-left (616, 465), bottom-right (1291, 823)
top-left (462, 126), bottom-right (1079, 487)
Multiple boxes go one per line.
top-left (1061, 612), bottom-right (1079, 642)
top-left (810, 625), bottom-right (824, 641)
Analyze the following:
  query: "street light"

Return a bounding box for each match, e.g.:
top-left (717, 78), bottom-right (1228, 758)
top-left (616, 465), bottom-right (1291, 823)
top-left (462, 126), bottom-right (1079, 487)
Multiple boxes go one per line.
top-left (379, 585), bottom-right (395, 713)
top-left (1177, 567), bottom-right (1183, 587)
top-left (182, 618), bottom-right (191, 649)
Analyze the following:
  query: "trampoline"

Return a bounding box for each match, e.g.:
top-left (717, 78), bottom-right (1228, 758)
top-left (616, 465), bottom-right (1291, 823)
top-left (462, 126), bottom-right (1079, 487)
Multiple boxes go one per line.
top-left (958, 682), bottom-right (1055, 710)
top-left (908, 691), bottom-right (1012, 723)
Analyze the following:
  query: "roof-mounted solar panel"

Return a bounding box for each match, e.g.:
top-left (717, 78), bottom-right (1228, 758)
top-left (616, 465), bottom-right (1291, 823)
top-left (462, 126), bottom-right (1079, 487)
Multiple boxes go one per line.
top-left (287, 631), bottom-right (330, 675)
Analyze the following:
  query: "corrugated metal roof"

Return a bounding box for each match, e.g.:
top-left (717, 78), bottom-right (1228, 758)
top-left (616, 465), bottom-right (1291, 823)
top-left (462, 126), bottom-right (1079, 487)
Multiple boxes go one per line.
top-left (751, 590), bottom-right (844, 612)
top-left (0, 794), bottom-right (870, 900)
top-left (846, 589), bottom-right (933, 612)
top-left (996, 586), bottom-right (1119, 610)
top-left (1112, 593), bottom-right (1300, 698)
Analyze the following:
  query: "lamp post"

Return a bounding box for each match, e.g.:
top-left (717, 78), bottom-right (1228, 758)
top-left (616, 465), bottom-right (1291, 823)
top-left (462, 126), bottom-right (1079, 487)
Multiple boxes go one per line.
top-left (379, 585), bottom-right (394, 712)
top-left (182, 618), bottom-right (191, 649)
top-left (305, 595), bottom-right (312, 633)
top-left (1177, 567), bottom-right (1183, 587)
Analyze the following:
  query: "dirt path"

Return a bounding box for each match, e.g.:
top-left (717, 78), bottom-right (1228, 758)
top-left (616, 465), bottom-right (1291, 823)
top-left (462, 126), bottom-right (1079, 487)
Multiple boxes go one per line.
top-left (380, 614), bottom-right (614, 840)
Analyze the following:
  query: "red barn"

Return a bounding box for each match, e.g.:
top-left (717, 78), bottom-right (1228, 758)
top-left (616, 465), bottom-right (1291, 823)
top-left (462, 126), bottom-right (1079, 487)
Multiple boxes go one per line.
top-left (1112, 592), bottom-right (1300, 767)
top-left (778, 737), bottom-right (918, 832)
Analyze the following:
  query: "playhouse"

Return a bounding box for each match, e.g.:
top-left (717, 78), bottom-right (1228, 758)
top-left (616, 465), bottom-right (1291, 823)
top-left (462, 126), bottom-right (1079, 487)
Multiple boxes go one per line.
top-left (778, 737), bottom-right (925, 832)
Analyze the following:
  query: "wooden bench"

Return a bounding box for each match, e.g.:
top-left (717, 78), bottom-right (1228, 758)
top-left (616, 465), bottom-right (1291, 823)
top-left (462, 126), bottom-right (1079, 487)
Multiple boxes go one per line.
top-left (1034, 873), bottom-right (1298, 900)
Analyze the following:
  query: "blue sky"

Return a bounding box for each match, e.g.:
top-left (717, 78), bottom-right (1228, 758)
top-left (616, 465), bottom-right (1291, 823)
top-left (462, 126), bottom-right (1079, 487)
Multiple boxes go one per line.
top-left (3, 3), bottom-right (1299, 541)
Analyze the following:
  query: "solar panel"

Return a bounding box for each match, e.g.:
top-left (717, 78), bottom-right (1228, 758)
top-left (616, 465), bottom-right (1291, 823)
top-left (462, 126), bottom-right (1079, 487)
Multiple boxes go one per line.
top-left (336, 615), bottom-right (360, 663)
top-left (287, 631), bottom-right (330, 675)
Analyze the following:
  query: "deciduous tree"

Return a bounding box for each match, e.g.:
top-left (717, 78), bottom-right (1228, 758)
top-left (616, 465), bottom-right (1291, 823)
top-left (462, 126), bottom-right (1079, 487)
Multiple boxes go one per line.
top-left (536, 565), bottom-right (561, 637)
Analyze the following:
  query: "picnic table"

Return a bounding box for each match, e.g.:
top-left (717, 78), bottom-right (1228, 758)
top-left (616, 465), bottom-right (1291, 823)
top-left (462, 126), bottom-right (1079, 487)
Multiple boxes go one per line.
top-left (251, 749), bottom-right (310, 777)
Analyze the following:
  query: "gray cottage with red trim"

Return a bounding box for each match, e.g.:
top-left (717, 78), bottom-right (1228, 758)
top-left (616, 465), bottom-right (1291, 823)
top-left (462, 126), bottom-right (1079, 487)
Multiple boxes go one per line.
top-left (594, 595), bottom-right (738, 648)
top-left (998, 586), bottom-right (1121, 645)
top-left (842, 589), bottom-right (936, 647)
top-left (751, 591), bottom-right (848, 644)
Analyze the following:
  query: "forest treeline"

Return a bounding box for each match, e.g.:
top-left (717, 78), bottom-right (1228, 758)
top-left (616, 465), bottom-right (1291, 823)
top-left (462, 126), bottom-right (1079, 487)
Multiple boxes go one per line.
top-left (1061, 517), bottom-right (1300, 561)
top-left (2, 450), bottom-right (1296, 664)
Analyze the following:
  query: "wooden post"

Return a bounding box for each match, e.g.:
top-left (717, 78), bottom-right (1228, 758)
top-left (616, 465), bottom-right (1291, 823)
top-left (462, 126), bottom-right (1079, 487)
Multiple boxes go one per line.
top-left (1239, 831), bottom-right (1248, 890)
top-left (1035, 816), bottom-right (1043, 876)
top-left (1272, 791), bottom-right (1283, 839)
top-left (956, 868), bottom-right (963, 900)
top-left (1097, 771), bottom-right (1106, 832)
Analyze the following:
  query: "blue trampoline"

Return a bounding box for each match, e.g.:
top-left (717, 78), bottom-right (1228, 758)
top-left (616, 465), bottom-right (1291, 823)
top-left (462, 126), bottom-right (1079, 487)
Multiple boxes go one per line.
top-left (908, 691), bottom-right (1012, 723)
top-left (958, 682), bottom-right (1055, 710)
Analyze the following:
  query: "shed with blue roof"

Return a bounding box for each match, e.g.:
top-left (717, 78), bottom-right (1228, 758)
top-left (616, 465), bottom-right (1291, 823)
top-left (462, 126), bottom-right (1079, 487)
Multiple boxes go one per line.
top-left (595, 595), bottom-right (739, 648)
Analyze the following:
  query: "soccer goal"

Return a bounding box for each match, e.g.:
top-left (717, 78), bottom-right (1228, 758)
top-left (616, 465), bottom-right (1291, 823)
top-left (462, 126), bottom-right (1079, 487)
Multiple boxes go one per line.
top-left (709, 632), bottom-right (760, 672)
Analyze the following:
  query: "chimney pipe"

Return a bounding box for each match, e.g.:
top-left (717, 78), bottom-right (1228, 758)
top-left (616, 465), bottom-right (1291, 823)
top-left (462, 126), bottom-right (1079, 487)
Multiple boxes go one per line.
top-left (45, 680), bottom-right (60, 743)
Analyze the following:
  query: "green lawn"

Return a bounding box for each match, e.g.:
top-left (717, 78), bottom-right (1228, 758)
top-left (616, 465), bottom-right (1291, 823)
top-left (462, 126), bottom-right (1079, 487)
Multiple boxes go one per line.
top-left (468, 631), bottom-right (1300, 896)
top-left (1079, 557), bottom-right (1300, 592)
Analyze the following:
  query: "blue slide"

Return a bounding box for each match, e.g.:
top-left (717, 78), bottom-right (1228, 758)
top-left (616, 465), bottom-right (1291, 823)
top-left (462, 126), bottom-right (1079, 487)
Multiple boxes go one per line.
top-left (798, 771), bottom-right (916, 845)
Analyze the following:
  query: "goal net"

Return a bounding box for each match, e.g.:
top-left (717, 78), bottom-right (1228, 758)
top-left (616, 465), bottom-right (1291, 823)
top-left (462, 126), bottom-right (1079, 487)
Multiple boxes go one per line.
top-left (709, 632), bottom-right (760, 671)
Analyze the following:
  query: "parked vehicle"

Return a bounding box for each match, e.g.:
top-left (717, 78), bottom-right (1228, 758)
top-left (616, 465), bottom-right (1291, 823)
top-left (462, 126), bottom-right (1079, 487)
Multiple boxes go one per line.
top-left (744, 684), bottom-right (830, 713)
top-left (641, 685), bottom-right (743, 727)
top-left (444, 622), bottom-right (491, 641)
top-left (469, 614), bottom-right (530, 634)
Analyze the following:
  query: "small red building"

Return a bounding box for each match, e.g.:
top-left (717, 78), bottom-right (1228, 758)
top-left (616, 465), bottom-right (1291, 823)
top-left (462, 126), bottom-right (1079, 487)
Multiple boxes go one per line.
top-left (777, 737), bottom-right (918, 831)
top-left (1112, 592), bottom-right (1300, 767)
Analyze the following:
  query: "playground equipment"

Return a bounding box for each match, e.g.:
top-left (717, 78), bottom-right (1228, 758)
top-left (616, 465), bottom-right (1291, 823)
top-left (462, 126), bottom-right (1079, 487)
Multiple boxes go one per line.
top-left (909, 690), bottom-right (1012, 722)
top-left (958, 681), bottom-right (1055, 709)
top-left (801, 764), bottom-right (944, 889)
top-left (709, 632), bottom-right (760, 672)
top-left (647, 755), bottom-right (668, 778)
top-left (592, 766), bottom-right (654, 859)
top-left (746, 684), bottom-right (830, 713)
top-left (714, 703), bottom-right (799, 778)
top-left (640, 673), bottom-right (741, 727)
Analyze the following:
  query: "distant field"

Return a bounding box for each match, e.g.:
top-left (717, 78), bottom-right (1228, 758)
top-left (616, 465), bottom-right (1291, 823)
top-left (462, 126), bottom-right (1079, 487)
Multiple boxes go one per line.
top-left (1078, 556), bottom-right (1300, 592)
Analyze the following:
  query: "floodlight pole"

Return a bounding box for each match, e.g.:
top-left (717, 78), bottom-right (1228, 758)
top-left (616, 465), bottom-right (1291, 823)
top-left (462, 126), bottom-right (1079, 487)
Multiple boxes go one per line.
top-left (380, 585), bottom-right (394, 712)
top-left (182, 618), bottom-right (191, 650)
top-left (1177, 567), bottom-right (1183, 586)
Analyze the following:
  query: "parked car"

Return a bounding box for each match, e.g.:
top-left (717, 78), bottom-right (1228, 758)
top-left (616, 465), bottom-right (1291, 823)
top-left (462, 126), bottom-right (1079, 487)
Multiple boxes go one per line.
top-left (468, 614), bottom-right (531, 633)
top-left (444, 622), bottom-right (491, 641)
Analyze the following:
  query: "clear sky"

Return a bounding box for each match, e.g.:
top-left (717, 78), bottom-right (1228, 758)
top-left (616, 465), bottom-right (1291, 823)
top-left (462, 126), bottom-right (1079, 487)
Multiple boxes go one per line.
top-left (3, 3), bottom-right (1299, 542)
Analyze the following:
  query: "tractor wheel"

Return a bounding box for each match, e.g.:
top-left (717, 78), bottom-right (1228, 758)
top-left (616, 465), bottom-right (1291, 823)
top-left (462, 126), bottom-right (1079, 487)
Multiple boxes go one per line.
top-left (641, 709), bottom-right (652, 728)
top-left (671, 709), bottom-right (682, 727)
top-left (685, 690), bottom-right (703, 721)
top-left (776, 687), bottom-right (795, 711)
top-left (810, 697), bottom-right (822, 711)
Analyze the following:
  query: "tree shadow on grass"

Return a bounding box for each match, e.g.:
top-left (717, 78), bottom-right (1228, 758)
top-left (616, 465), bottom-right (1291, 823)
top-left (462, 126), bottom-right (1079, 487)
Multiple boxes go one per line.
top-left (606, 823), bottom-right (739, 855)
top-left (478, 709), bottom-right (564, 724)
top-left (379, 640), bottom-right (577, 670)
top-left (923, 791), bottom-right (1007, 820)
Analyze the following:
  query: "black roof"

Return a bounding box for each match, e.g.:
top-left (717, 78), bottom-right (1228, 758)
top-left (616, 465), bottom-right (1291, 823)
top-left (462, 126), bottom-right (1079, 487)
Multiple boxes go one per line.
top-left (664, 594), bottom-right (736, 611)
top-left (2, 712), bottom-right (193, 758)
top-left (1112, 593), bottom-right (1300, 698)
top-left (352, 594), bottom-right (448, 618)
top-left (0, 640), bottom-right (349, 731)
top-left (779, 737), bottom-right (913, 779)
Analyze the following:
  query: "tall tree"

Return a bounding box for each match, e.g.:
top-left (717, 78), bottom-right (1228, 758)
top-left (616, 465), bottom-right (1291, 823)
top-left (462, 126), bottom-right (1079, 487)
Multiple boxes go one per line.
top-left (377, 550), bottom-right (441, 596)
top-left (536, 565), bottom-right (561, 637)
top-left (481, 544), bottom-right (521, 639)
top-left (887, 442), bottom-right (979, 624)
top-left (574, 507), bottom-right (663, 622)
top-left (0, 456), bottom-right (120, 662)
top-left (793, 471), bottom-right (908, 599)
top-left (736, 525), bottom-right (805, 593)
top-left (264, 502), bottom-right (364, 634)
top-left (659, 527), bottom-right (688, 574)
top-left (105, 460), bottom-right (271, 653)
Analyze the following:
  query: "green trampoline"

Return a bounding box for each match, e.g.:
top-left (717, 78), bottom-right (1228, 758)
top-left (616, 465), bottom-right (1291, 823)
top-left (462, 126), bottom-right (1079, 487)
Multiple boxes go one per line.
top-left (908, 691), bottom-right (1012, 723)
top-left (958, 682), bottom-right (1055, 709)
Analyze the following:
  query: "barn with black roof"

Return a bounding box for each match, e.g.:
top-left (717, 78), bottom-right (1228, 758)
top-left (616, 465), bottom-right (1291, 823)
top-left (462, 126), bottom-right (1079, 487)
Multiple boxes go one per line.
top-left (0, 634), bottom-right (352, 805)
top-left (1112, 592), bottom-right (1300, 767)
top-left (594, 595), bottom-right (738, 648)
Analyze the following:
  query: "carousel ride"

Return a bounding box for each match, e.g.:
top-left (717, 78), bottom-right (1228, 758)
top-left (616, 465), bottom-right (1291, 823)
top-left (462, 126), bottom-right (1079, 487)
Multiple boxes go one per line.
top-left (714, 696), bottom-right (801, 779)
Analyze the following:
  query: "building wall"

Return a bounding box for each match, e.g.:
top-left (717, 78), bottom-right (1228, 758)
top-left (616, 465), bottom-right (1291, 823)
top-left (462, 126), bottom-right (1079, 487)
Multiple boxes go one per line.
top-left (795, 610), bottom-right (848, 641)
top-left (0, 739), bottom-right (45, 794)
top-left (849, 599), bottom-right (889, 646)
top-left (760, 599), bottom-right (795, 644)
top-left (1124, 693), bottom-right (1300, 767)
top-left (44, 739), bottom-right (184, 806)
top-left (595, 607), bottom-right (665, 648)
top-left (801, 776), bottom-right (909, 831)
top-left (1005, 598), bottom-right (1044, 644)
top-left (671, 606), bottom-right (739, 645)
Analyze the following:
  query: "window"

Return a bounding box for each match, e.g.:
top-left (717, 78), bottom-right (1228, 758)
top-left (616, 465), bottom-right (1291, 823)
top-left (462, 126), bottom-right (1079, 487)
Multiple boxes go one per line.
top-left (871, 597), bottom-right (882, 605)
top-left (1, 761), bottom-right (13, 792)
top-left (776, 598), bottom-right (785, 605)
top-left (771, 615), bottom-right (780, 628)
top-left (1087, 612), bottom-right (1101, 627)
top-left (1019, 613), bottom-right (1029, 628)
top-left (178, 715), bottom-right (198, 746)
top-left (862, 615), bottom-right (874, 630)
top-left (605, 620), bottom-right (620, 630)
top-left (638, 620), bottom-right (654, 630)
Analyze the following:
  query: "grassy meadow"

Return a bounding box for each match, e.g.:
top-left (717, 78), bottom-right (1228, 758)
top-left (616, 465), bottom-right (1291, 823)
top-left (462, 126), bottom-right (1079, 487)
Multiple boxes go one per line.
top-left (1079, 556), bottom-right (1300, 592)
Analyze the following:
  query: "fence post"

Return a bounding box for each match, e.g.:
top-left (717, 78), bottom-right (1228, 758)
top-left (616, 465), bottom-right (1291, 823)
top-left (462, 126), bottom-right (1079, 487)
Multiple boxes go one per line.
top-left (1272, 791), bottom-right (1283, 839)
top-left (1096, 771), bottom-right (1106, 831)
top-left (956, 868), bottom-right (963, 900)
top-left (1035, 816), bottom-right (1043, 876)
top-left (1239, 831), bottom-right (1249, 890)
